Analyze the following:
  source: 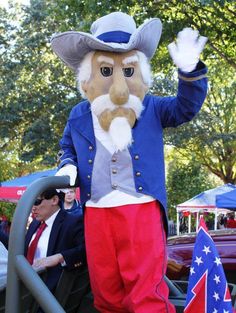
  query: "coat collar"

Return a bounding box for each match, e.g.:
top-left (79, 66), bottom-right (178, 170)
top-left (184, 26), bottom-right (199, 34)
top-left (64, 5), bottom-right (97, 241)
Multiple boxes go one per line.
top-left (69, 101), bottom-right (96, 146)
top-left (47, 209), bottom-right (66, 256)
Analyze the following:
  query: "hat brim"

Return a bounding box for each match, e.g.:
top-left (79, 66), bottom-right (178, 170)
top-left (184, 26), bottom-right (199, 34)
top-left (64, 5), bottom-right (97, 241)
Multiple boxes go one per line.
top-left (51, 18), bottom-right (162, 71)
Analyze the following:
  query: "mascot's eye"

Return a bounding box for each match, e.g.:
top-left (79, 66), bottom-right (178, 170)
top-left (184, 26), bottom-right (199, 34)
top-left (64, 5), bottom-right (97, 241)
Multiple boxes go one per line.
top-left (123, 67), bottom-right (134, 77)
top-left (100, 67), bottom-right (113, 77)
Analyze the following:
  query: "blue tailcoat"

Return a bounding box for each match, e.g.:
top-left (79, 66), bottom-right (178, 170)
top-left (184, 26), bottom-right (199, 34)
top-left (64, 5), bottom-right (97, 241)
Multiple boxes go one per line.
top-left (59, 63), bottom-right (208, 231)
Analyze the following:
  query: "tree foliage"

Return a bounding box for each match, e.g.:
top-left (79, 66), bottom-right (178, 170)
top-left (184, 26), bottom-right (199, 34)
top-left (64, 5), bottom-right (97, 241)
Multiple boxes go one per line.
top-left (145, 0), bottom-right (236, 70)
top-left (0, 0), bottom-right (235, 187)
top-left (166, 154), bottom-right (217, 221)
top-left (164, 63), bottom-right (236, 184)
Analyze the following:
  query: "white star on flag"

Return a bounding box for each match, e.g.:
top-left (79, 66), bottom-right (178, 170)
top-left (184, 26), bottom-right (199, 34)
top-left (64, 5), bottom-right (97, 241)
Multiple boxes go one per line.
top-left (214, 257), bottom-right (221, 266)
top-left (213, 291), bottom-right (220, 301)
top-left (202, 245), bottom-right (211, 255)
top-left (213, 275), bottom-right (221, 284)
top-left (213, 309), bottom-right (218, 313)
top-left (190, 267), bottom-right (195, 275)
top-left (194, 256), bottom-right (203, 266)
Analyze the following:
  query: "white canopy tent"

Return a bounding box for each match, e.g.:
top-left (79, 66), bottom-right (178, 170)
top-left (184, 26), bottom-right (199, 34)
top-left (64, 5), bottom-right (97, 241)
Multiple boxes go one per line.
top-left (176, 184), bottom-right (236, 235)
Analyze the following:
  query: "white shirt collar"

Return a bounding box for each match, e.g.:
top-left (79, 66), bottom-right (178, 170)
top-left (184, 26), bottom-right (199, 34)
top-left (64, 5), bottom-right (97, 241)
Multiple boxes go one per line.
top-left (44, 208), bottom-right (60, 227)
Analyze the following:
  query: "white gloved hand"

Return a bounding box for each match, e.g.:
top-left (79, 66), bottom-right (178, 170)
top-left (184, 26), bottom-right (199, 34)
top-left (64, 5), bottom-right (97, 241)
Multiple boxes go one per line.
top-left (168, 28), bottom-right (208, 72)
top-left (55, 164), bottom-right (77, 186)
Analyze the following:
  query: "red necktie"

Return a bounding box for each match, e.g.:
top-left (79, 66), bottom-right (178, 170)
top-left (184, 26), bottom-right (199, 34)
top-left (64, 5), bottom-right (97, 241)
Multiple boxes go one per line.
top-left (27, 222), bottom-right (47, 265)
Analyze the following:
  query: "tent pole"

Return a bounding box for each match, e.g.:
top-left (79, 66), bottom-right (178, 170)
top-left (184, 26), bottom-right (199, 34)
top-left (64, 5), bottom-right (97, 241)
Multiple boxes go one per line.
top-left (176, 210), bottom-right (179, 236)
top-left (188, 214), bottom-right (191, 233)
top-left (196, 212), bottom-right (199, 232)
top-left (214, 208), bottom-right (218, 230)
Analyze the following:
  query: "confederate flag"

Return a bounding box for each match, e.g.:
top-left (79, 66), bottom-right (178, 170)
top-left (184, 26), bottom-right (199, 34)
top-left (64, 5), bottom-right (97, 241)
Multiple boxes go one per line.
top-left (184, 217), bottom-right (234, 313)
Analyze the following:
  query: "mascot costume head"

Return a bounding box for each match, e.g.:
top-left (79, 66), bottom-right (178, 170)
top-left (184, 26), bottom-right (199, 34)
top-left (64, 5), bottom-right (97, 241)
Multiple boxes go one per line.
top-left (52, 11), bottom-right (208, 313)
top-left (51, 12), bottom-right (161, 151)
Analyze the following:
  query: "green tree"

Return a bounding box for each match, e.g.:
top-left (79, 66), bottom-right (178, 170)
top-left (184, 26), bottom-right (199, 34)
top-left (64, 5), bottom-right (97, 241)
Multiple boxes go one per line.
top-left (166, 154), bottom-right (217, 221)
top-left (140, 0), bottom-right (236, 71)
top-left (164, 63), bottom-right (236, 184)
top-left (1, 1), bottom-right (79, 168)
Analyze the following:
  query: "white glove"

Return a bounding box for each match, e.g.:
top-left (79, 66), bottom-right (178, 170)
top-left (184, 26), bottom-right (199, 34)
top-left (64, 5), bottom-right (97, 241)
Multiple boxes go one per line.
top-left (55, 164), bottom-right (77, 186)
top-left (168, 28), bottom-right (208, 72)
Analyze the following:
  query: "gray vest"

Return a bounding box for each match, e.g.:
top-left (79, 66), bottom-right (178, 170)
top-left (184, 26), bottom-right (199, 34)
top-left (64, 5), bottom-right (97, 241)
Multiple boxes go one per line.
top-left (90, 139), bottom-right (142, 202)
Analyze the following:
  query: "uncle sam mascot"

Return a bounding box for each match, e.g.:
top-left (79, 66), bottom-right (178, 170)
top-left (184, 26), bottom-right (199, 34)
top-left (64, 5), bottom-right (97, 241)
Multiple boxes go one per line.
top-left (51, 12), bottom-right (208, 313)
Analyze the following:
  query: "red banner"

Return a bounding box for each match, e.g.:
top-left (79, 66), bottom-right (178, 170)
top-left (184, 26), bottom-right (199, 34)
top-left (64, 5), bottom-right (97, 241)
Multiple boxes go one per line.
top-left (0, 187), bottom-right (27, 203)
top-left (0, 186), bottom-right (80, 203)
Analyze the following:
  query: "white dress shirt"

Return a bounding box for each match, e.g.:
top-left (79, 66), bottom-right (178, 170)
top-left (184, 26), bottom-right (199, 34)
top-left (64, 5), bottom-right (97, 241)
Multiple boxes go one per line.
top-left (30, 209), bottom-right (60, 262)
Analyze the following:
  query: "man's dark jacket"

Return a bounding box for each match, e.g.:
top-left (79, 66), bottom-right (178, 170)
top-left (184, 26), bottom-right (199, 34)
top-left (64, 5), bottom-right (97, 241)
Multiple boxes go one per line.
top-left (25, 209), bottom-right (85, 292)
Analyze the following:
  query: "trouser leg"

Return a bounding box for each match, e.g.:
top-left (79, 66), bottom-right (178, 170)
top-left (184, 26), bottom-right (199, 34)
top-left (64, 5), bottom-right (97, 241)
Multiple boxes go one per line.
top-left (85, 206), bottom-right (129, 313)
top-left (114, 201), bottom-right (176, 313)
top-left (85, 202), bottom-right (176, 313)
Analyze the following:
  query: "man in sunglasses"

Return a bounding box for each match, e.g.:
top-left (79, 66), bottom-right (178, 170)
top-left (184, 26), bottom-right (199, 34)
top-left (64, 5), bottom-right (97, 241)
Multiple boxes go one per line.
top-left (25, 189), bottom-right (86, 293)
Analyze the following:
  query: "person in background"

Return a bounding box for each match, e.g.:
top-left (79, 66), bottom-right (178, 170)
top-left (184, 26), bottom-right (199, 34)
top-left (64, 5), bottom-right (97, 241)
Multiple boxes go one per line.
top-left (0, 228), bottom-right (8, 249)
top-left (226, 212), bottom-right (236, 229)
top-left (0, 241), bottom-right (8, 281)
top-left (61, 188), bottom-right (83, 217)
top-left (218, 214), bottom-right (227, 229)
top-left (0, 215), bottom-right (11, 236)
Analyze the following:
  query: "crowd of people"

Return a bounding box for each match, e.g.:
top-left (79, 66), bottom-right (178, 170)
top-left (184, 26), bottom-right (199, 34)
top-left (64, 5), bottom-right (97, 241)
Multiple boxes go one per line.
top-left (178, 212), bottom-right (236, 234)
top-left (218, 213), bottom-right (236, 229)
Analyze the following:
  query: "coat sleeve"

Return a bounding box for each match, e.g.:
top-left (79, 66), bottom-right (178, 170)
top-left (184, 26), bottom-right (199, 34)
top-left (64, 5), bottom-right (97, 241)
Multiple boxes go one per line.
top-left (154, 61), bottom-right (208, 128)
top-left (60, 216), bottom-right (86, 269)
top-left (58, 121), bottom-right (78, 169)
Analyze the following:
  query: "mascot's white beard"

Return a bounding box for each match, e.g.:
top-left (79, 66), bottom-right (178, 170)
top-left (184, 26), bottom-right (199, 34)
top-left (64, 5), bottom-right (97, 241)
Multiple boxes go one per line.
top-left (91, 94), bottom-right (143, 151)
top-left (109, 117), bottom-right (132, 152)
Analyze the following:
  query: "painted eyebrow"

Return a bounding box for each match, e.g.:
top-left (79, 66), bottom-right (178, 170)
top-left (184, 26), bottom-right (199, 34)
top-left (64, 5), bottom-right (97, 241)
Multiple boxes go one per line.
top-left (97, 55), bottom-right (114, 65)
top-left (122, 55), bottom-right (139, 65)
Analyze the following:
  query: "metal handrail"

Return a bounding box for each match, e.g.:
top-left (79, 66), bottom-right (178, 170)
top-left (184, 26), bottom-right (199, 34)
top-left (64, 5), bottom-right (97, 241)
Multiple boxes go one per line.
top-left (6, 176), bottom-right (71, 313)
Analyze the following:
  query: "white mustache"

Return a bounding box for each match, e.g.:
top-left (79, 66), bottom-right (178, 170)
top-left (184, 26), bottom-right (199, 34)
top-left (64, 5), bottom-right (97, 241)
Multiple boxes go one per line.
top-left (90, 94), bottom-right (143, 119)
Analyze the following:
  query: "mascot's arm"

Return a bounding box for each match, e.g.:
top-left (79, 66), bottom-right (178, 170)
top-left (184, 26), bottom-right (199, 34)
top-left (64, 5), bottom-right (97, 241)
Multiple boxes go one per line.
top-left (55, 122), bottom-right (78, 186)
top-left (153, 28), bottom-right (208, 128)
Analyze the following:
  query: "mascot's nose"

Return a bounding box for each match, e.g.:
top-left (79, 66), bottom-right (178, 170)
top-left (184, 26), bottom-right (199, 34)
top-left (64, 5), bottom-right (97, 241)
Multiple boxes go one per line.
top-left (109, 69), bottom-right (129, 105)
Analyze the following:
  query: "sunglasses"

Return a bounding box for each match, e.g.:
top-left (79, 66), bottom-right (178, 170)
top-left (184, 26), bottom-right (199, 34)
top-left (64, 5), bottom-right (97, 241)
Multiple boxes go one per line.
top-left (34, 198), bottom-right (44, 206)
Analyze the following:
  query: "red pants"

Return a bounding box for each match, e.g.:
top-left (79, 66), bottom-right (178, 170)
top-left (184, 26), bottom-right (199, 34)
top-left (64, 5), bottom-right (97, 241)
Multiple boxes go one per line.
top-left (85, 201), bottom-right (176, 313)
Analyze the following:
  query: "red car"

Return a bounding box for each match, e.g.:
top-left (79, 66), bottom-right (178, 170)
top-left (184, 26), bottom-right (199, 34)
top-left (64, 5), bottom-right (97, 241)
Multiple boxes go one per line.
top-left (167, 228), bottom-right (236, 284)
